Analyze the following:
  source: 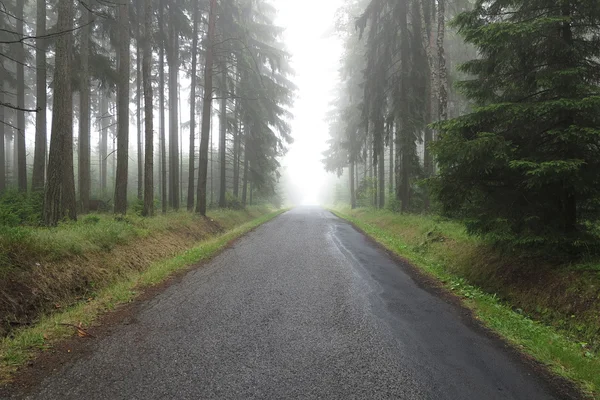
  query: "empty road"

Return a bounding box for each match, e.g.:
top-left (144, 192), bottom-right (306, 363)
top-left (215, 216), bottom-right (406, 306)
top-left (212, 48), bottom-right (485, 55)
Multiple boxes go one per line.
top-left (12, 208), bottom-right (564, 399)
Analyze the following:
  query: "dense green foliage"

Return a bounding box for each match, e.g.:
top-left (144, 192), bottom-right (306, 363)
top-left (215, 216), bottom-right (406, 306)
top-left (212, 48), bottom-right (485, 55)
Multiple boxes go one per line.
top-left (433, 0), bottom-right (600, 247)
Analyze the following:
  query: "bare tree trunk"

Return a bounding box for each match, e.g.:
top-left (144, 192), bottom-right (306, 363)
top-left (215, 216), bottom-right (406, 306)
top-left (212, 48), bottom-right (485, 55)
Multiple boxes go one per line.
top-left (196, 0), bottom-right (217, 215)
top-left (44, 0), bottom-right (75, 226)
top-left (142, 0), bottom-right (154, 217)
top-left (32, 0), bottom-right (47, 192)
top-left (218, 68), bottom-right (227, 208)
top-left (114, 1), bottom-right (130, 214)
top-left (158, 2), bottom-right (167, 213)
top-left (16, 0), bottom-right (26, 192)
top-left (232, 100), bottom-right (241, 199)
top-left (187, 3), bottom-right (199, 211)
top-left (398, 0), bottom-right (411, 212)
top-left (167, 19), bottom-right (180, 210)
top-left (79, 2), bottom-right (91, 213)
top-left (378, 140), bottom-right (385, 209)
top-left (388, 122), bottom-right (394, 195)
top-left (241, 127), bottom-right (249, 207)
top-left (100, 93), bottom-right (108, 196)
top-left (349, 160), bottom-right (356, 209)
top-left (373, 143), bottom-right (378, 208)
top-left (437, 0), bottom-right (448, 122)
top-left (136, 1), bottom-right (143, 201)
top-left (0, 84), bottom-right (5, 194)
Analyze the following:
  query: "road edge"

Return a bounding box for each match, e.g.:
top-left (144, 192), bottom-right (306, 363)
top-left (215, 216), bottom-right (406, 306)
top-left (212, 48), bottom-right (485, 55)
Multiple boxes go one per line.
top-left (330, 208), bottom-right (590, 400)
top-left (0, 209), bottom-right (287, 391)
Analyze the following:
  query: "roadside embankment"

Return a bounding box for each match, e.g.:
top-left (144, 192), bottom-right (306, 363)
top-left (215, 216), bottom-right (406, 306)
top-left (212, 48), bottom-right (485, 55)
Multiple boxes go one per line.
top-left (333, 207), bottom-right (600, 398)
top-left (0, 207), bottom-right (283, 384)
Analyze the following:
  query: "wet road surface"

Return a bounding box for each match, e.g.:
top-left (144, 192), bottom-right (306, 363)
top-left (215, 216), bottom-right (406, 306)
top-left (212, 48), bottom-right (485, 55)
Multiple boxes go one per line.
top-left (13, 207), bottom-right (561, 399)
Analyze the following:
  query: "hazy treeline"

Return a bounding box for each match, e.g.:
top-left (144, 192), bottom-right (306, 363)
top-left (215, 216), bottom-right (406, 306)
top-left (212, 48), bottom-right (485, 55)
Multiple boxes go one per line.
top-left (0, 0), bottom-right (294, 225)
top-left (325, 0), bottom-right (600, 249)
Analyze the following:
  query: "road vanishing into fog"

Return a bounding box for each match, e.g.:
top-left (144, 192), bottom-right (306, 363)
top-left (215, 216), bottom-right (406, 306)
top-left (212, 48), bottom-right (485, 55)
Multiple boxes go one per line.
top-left (11, 208), bottom-right (567, 399)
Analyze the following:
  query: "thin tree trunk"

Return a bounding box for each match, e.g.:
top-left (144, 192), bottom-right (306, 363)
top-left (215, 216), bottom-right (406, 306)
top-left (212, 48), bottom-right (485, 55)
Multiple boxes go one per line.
top-left (378, 139), bottom-right (385, 209)
top-left (0, 83), bottom-right (5, 194)
top-left (136, 0), bottom-right (143, 201)
top-left (79, 2), bottom-right (91, 213)
top-left (44, 0), bottom-right (75, 226)
top-left (373, 143), bottom-right (378, 208)
top-left (232, 99), bottom-right (240, 198)
top-left (350, 160), bottom-right (356, 209)
top-left (100, 93), bottom-right (108, 196)
top-left (218, 68), bottom-right (227, 208)
top-left (249, 180), bottom-right (253, 206)
top-left (114, 1), bottom-right (130, 214)
top-left (241, 127), bottom-right (249, 207)
top-left (167, 20), bottom-right (180, 210)
top-left (187, 3), bottom-right (199, 211)
top-left (16, 0), bottom-right (26, 192)
top-left (32, 0), bottom-right (47, 191)
top-left (437, 0), bottom-right (448, 122)
top-left (398, 0), bottom-right (411, 211)
top-left (388, 122), bottom-right (394, 195)
top-left (142, 0), bottom-right (154, 217)
top-left (179, 83), bottom-right (183, 202)
top-left (196, 0), bottom-right (217, 215)
top-left (158, 2), bottom-right (167, 213)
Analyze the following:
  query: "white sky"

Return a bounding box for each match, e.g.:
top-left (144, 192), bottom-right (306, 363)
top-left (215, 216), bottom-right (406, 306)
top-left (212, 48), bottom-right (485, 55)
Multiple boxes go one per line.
top-left (274, 0), bottom-right (344, 205)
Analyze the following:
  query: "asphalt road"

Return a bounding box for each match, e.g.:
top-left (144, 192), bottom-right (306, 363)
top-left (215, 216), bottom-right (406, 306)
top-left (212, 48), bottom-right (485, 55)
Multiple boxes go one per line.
top-left (13, 207), bottom-right (563, 399)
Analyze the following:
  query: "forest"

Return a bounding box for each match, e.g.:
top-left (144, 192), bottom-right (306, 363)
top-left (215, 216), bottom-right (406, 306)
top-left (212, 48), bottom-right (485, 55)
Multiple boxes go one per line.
top-left (0, 0), bottom-right (294, 226)
top-left (324, 0), bottom-right (600, 252)
top-left (1, 0), bottom-right (600, 395)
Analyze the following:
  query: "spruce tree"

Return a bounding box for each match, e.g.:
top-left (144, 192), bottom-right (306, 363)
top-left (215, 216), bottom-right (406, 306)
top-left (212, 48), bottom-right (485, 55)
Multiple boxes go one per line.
top-left (433, 0), bottom-right (600, 245)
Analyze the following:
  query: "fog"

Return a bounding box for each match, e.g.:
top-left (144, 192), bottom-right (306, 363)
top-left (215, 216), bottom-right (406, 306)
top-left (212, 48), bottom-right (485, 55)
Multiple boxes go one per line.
top-left (275, 0), bottom-right (344, 206)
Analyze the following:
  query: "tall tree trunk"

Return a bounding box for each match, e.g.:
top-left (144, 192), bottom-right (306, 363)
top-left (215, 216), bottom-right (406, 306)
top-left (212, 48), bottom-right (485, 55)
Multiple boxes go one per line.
top-left (0, 83), bottom-right (5, 194)
top-left (196, 0), bottom-right (217, 215)
top-left (218, 68), bottom-right (227, 208)
top-left (420, 0), bottom-right (435, 197)
top-left (114, 1), bottom-right (130, 214)
top-left (44, 0), bottom-right (75, 226)
top-left (378, 140), bottom-right (385, 209)
top-left (32, 0), bottom-right (47, 191)
top-left (249, 180), bottom-right (253, 206)
top-left (241, 127), bottom-right (249, 207)
top-left (373, 143), bottom-right (378, 208)
top-left (437, 0), bottom-right (448, 122)
top-left (232, 100), bottom-right (240, 199)
top-left (187, 3), bottom-right (199, 211)
top-left (100, 93), bottom-right (108, 196)
top-left (142, 0), bottom-right (154, 217)
top-left (167, 20), bottom-right (180, 210)
top-left (398, 0), bottom-right (411, 212)
top-left (179, 85), bottom-right (183, 203)
top-left (158, 2), bottom-right (167, 213)
top-left (349, 160), bottom-right (356, 209)
top-left (16, 0), bottom-right (26, 192)
top-left (136, 0), bottom-right (143, 201)
top-left (388, 122), bottom-right (394, 195)
top-left (79, 2), bottom-right (91, 213)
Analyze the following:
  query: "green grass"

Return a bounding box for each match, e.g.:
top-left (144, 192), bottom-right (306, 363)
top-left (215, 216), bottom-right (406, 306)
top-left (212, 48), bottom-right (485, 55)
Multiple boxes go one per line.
top-left (0, 209), bottom-right (285, 384)
top-left (332, 207), bottom-right (600, 399)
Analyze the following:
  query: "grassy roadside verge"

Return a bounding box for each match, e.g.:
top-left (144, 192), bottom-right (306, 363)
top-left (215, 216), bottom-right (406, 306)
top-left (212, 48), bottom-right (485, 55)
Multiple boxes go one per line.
top-left (0, 208), bottom-right (285, 385)
top-left (332, 207), bottom-right (599, 399)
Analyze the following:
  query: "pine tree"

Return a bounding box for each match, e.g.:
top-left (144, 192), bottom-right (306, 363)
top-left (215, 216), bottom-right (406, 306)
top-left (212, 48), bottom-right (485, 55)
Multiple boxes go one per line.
top-left (114, 0), bottom-right (130, 215)
top-left (433, 0), bottom-right (600, 245)
top-left (44, 0), bottom-right (77, 226)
